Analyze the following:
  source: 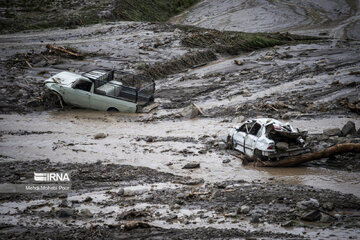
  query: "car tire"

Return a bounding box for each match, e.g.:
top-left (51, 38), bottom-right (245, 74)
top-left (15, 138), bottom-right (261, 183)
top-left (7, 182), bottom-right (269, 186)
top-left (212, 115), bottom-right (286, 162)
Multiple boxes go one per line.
top-left (107, 107), bottom-right (119, 112)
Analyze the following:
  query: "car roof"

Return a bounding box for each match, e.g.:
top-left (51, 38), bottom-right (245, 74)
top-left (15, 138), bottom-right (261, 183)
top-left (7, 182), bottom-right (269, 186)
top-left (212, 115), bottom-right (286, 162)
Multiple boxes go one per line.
top-left (245, 118), bottom-right (286, 126)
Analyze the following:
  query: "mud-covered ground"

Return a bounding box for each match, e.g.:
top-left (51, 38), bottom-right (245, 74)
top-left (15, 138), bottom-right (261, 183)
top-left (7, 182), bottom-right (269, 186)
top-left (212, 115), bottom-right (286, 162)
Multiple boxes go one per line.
top-left (1, 1), bottom-right (360, 239)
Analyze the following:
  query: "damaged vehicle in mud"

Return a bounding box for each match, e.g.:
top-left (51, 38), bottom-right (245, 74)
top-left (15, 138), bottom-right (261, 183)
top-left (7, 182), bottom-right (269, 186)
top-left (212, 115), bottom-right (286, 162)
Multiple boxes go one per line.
top-left (227, 118), bottom-right (309, 161)
top-left (45, 69), bottom-right (155, 112)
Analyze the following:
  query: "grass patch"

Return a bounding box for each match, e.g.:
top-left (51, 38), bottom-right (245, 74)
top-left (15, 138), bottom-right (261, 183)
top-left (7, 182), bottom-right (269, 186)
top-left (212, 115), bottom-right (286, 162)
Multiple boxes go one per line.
top-left (138, 50), bottom-right (217, 79)
top-left (180, 27), bottom-right (321, 55)
top-left (112, 0), bottom-right (200, 22)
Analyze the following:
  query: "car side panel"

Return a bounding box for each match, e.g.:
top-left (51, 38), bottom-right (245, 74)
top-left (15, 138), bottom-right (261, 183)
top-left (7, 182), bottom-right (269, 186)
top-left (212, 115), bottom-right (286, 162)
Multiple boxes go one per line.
top-left (90, 93), bottom-right (137, 112)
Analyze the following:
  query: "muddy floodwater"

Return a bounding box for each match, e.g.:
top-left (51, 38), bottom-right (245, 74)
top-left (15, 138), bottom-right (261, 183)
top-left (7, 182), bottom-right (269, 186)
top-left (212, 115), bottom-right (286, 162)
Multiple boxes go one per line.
top-left (1, 111), bottom-right (360, 197)
top-left (1, 0), bottom-right (360, 239)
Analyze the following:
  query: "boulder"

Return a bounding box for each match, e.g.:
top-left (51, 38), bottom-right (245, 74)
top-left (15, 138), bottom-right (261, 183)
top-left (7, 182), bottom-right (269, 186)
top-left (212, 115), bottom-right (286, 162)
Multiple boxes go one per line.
top-left (80, 208), bottom-right (93, 218)
top-left (296, 198), bottom-right (319, 210)
top-left (237, 205), bottom-right (250, 214)
top-left (301, 210), bottom-right (321, 222)
top-left (182, 162), bottom-right (200, 169)
top-left (181, 105), bottom-right (199, 119)
top-left (341, 121), bottom-right (356, 136)
top-left (323, 128), bottom-right (341, 137)
top-left (94, 133), bottom-right (107, 139)
top-left (57, 208), bottom-right (74, 218)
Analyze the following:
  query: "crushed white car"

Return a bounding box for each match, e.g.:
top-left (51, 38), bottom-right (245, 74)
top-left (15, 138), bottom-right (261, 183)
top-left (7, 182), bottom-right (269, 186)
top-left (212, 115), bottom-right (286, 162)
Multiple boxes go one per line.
top-left (227, 118), bottom-right (309, 161)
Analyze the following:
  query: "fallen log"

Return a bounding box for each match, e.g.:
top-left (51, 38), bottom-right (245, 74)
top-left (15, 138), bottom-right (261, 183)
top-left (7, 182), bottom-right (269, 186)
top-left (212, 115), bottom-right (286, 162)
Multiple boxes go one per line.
top-left (46, 44), bottom-right (84, 59)
top-left (251, 143), bottom-right (360, 167)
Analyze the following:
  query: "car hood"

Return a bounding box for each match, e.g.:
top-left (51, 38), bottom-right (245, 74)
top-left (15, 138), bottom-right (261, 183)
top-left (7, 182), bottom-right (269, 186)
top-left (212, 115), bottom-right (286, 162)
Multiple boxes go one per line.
top-left (44, 71), bottom-right (89, 86)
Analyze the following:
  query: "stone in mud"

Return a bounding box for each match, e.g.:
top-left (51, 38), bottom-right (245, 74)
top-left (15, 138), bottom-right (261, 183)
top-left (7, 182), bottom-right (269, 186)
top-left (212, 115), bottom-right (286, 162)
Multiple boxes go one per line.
top-left (237, 205), bottom-right (250, 214)
top-left (57, 208), bottom-right (74, 218)
top-left (300, 79), bottom-right (317, 85)
top-left (80, 208), bottom-right (93, 218)
top-left (341, 121), bottom-right (356, 136)
top-left (281, 220), bottom-right (294, 227)
top-left (296, 198), bottom-right (319, 210)
top-left (182, 162), bottom-right (200, 169)
top-left (94, 133), bottom-right (107, 139)
top-left (234, 59), bottom-right (244, 65)
top-left (323, 128), bottom-right (341, 137)
top-left (117, 188), bottom-right (125, 196)
top-left (181, 105), bottom-right (199, 119)
top-left (320, 213), bottom-right (333, 223)
top-left (322, 202), bottom-right (334, 211)
top-left (250, 214), bottom-right (260, 223)
top-left (181, 178), bottom-right (204, 185)
top-left (301, 210), bottom-right (321, 222)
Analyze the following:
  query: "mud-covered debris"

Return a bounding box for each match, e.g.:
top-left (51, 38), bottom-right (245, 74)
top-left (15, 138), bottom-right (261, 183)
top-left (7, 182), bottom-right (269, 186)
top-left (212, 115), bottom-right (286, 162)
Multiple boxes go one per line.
top-left (182, 162), bottom-right (200, 169)
top-left (342, 121), bottom-right (356, 136)
top-left (124, 221), bottom-right (151, 230)
top-left (237, 205), bottom-right (250, 214)
top-left (94, 133), bottom-right (107, 139)
top-left (118, 210), bottom-right (148, 220)
top-left (46, 44), bottom-right (84, 60)
top-left (296, 198), bottom-right (319, 210)
top-left (323, 128), bottom-right (341, 137)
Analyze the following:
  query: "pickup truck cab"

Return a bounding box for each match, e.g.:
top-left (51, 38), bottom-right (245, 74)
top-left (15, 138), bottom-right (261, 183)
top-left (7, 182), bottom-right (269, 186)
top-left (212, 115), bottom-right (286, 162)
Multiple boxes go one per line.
top-left (45, 69), bottom-right (155, 112)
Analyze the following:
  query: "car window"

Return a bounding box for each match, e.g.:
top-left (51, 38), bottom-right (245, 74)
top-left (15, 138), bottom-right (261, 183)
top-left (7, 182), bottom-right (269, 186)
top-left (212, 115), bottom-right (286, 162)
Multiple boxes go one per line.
top-left (249, 123), bottom-right (261, 136)
top-left (73, 80), bottom-right (92, 92)
top-left (238, 124), bottom-right (247, 133)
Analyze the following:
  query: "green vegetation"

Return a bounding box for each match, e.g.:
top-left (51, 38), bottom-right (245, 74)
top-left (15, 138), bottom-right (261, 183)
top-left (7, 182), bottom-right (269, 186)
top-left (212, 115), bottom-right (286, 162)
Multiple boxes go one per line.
top-left (179, 27), bottom-right (321, 55)
top-left (113, 0), bottom-right (200, 22)
top-left (0, 0), bottom-right (199, 33)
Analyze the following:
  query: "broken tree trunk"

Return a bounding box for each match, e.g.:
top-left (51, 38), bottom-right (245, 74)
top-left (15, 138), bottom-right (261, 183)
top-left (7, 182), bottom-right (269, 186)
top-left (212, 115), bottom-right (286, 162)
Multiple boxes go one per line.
top-left (252, 143), bottom-right (360, 167)
top-left (46, 44), bottom-right (84, 59)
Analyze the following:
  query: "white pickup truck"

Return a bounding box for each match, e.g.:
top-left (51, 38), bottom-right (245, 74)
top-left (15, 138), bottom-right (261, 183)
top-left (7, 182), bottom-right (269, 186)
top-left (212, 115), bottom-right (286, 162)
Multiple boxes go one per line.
top-left (45, 69), bottom-right (155, 112)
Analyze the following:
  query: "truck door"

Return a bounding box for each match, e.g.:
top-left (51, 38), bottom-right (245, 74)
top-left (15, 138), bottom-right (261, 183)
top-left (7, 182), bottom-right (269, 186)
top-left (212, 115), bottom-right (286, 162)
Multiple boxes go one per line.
top-left (66, 79), bottom-right (91, 108)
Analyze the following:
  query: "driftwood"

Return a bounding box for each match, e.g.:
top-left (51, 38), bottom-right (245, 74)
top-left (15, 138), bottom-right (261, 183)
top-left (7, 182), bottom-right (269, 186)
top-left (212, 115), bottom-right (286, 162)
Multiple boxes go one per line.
top-left (251, 143), bottom-right (360, 167)
top-left (46, 44), bottom-right (84, 59)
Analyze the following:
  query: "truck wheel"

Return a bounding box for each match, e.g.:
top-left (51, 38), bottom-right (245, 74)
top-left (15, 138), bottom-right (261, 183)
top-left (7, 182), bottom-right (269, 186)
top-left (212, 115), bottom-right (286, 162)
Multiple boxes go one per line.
top-left (107, 107), bottom-right (119, 112)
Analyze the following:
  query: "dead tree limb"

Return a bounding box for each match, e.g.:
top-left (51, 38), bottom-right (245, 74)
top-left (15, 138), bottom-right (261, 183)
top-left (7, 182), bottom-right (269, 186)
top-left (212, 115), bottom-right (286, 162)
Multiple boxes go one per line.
top-left (46, 44), bottom-right (84, 59)
top-left (251, 143), bottom-right (360, 167)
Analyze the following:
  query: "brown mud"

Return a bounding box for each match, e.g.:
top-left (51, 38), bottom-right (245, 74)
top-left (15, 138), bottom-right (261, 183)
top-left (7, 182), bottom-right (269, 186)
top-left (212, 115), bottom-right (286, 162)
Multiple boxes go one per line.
top-left (0, 1), bottom-right (360, 239)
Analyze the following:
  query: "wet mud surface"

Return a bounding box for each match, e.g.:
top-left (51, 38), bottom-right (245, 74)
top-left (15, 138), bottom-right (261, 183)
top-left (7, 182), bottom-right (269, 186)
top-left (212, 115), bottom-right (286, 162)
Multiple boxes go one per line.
top-left (0, 1), bottom-right (360, 239)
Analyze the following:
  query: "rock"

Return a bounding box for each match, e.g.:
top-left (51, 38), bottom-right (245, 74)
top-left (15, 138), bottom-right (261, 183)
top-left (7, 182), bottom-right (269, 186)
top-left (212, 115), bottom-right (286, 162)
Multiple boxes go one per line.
top-left (182, 162), bottom-right (200, 169)
top-left (300, 79), bottom-right (317, 85)
top-left (322, 202), bottom-right (334, 211)
top-left (94, 133), bottom-right (107, 139)
top-left (301, 210), bottom-right (321, 222)
top-left (209, 190), bottom-right (221, 200)
top-left (57, 208), bottom-right (74, 218)
top-left (250, 214), bottom-right (260, 223)
top-left (296, 198), bottom-right (319, 210)
top-left (117, 188), bottom-right (125, 196)
top-left (237, 205), bottom-right (250, 214)
top-left (320, 213), bottom-right (333, 223)
top-left (218, 142), bottom-right (227, 150)
top-left (59, 200), bottom-right (72, 208)
top-left (83, 196), bottom-right (92, 202)
top-left (80, 209), bottom-right (93, 218)
top-left (234, 60), bottom-right (244, 65)
top-left (222, 159), bottom-right (231, 163)
top-left (323, 128), bottom-right (341, 137)
top-left (341, 121), bottom-right (356, 136)
top-left (281, 220), bottom-right (294, 227)
top-left (276, 142), bottom-right (289, 151)
top-left (181, 178), bottom-right (204, 185)
top-left (181, 105), bottom-right (199, 119)
top-left (118, 210), bottom-right (147, 220)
